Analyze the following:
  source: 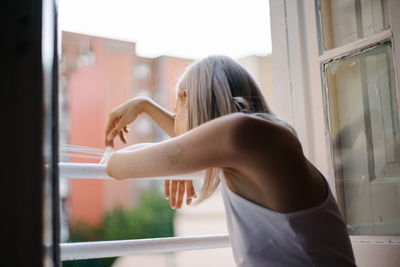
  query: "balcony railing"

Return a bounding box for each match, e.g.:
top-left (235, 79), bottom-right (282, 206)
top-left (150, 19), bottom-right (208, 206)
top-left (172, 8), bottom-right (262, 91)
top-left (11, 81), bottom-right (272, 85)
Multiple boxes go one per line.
top-left (59, 162), bottom-right (206, 180)
top-left (59, 162), bottom-right (230, 261)
top-left (61, 234), bottom-right (230, 261)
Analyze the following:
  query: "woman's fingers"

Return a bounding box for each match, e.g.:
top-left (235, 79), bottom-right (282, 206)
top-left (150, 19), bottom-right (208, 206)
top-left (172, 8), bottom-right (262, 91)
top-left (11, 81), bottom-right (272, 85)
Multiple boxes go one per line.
top-left (105, 117), bottom-right (118, 147)
top-left (107, 120), bottom-right (126, 146)
top-left (164, 180), bottom-right (170, 199)
top-left (105, 98), bottom-right (142, 147)
top-left (176, 180), bottom-right (186, 209)
top-left (119, 126), bottom-right (129, 143)
top-left (170, 180), bottom-right (178, 208)
top-left (186, 180), bottom-right (197, 205)
top-left (105, 138), bottom-right (114, 148)
top-left (119, 130), bottom-right (127, 144)
top-left (166, 179), bottom-right (196, 209)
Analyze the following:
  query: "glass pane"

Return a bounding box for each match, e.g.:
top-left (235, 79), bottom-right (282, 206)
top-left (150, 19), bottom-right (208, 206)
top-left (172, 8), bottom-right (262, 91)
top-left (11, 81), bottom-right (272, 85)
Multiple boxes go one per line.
top-left (326, 43), bottom-right (400, 235)
top-left (320, 0), bottom-right (389, 50)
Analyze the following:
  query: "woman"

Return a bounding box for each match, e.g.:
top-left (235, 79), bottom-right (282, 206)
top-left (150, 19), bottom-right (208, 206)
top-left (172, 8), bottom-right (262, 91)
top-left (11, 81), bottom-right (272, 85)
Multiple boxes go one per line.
top-left (105, 55), bottom-right (356, 266)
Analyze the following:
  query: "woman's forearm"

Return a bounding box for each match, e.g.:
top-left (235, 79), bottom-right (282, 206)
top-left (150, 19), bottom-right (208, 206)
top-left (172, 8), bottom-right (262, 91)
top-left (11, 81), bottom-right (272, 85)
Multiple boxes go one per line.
top-left (142, 98), bottom-right (176, 137)
top-left (105, 113), bottom-right (247, 180)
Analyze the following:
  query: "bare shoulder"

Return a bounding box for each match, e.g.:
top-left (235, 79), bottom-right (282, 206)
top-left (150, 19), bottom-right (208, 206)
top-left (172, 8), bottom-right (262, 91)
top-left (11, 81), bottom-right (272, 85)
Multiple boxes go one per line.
top-left (226, 113), bottom-right (303, 159)
top-left (223, 113), bottom-right (309, 181)
top-left (191, 112), bottom-right (304, 167)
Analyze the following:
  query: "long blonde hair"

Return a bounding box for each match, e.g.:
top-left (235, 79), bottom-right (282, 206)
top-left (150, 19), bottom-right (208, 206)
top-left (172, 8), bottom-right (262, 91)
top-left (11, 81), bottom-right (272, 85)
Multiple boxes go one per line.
top-left (177, 55), bottom-right (295, 204)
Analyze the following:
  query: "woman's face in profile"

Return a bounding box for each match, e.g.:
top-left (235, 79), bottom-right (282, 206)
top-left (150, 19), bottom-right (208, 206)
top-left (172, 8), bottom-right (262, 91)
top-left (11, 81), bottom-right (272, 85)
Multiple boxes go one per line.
top-left (174, 90), bottom-right (188, 136)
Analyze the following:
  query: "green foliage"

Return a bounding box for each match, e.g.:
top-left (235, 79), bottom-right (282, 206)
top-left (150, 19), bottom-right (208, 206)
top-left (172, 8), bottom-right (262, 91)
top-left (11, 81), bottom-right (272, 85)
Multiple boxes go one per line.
top-left (63, 190), bottom-right (176, 267)
top-left (102, 190), bottom-right (175, 241)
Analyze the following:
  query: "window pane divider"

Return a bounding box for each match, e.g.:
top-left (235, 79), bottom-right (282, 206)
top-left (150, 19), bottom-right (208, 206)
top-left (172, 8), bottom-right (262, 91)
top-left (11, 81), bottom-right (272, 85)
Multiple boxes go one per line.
top-left (350, 236), bottom-right (400, 245)
top-left (318, 29), bottom-right (392, 64)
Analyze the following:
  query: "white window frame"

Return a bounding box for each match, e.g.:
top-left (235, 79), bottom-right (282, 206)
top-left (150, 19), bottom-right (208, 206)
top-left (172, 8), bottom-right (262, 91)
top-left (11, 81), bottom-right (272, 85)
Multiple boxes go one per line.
top-left (269, 0), bottom-right (400, 266)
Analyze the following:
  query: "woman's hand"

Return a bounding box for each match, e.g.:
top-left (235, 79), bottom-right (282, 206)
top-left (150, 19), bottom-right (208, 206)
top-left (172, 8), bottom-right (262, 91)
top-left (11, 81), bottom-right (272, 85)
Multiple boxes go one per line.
top-left (105, 97), bottom-right (148, 147)
top-left (165, 180), bottom-right (197, 209)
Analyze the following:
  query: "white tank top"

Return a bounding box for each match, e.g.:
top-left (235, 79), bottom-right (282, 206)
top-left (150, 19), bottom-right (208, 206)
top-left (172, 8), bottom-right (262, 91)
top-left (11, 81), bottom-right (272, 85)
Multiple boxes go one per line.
top-left (219, 171), bottom-right (356, 267)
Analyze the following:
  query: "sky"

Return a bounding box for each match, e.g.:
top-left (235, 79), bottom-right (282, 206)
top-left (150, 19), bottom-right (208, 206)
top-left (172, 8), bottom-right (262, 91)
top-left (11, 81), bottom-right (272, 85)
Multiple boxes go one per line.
top-left (58, 0), bottom-right (271, 59)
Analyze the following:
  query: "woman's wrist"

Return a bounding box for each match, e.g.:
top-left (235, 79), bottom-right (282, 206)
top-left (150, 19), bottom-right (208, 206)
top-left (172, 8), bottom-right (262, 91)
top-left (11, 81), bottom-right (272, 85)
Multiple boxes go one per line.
top-left (140, 97), bottom-right (164, 118)
top-left (134, 96), bottom-right (176, 137)
top-left (131, 96), bottom-right (151, 115)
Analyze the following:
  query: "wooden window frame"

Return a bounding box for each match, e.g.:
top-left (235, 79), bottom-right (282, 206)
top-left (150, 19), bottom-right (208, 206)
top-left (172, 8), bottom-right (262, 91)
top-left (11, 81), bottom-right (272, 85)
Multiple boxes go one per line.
top-left (269, 0), bottom-right (400, 265)
top-left (315, 0), bottom-right (400, 236)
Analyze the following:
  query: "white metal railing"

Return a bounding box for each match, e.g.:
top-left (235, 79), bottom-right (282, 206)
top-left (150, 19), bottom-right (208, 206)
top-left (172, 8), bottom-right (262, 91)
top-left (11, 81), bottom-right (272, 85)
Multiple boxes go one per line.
top-left (59, 162), bottom-right (228, 261)
top-left (61, 234), bottom-right (230, 261)
top-left (59, 162), bottom-right (206, 180)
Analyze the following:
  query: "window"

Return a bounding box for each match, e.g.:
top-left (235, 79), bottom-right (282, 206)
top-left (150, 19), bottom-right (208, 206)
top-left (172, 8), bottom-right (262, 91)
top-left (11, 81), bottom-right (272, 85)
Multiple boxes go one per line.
top-left (320, 0), bottom-right (389, 50)
top-left (318, 0), bottom-right (400, 236)
top-left (325, 43), bottom-right (400, 235)
top-left (269, 0), bottom-right (400, 265)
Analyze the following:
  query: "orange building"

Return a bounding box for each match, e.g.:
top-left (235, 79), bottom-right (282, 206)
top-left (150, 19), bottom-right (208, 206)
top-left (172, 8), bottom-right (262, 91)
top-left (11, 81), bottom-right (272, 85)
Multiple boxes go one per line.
top-left (60, 31), bottom-right (193, 226)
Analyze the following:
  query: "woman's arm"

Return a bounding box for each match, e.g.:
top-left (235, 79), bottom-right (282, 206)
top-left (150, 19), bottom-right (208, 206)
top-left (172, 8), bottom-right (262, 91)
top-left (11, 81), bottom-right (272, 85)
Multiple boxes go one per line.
top-left (106, 112), bottom-right (303, 180)
top-left (142, 98), bottom-right (176, 137)
top-left (106, 113), bottom-right (245, 179)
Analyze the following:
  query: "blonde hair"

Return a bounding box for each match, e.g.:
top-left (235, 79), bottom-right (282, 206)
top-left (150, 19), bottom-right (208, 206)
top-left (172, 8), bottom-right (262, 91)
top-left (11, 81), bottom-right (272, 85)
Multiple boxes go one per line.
top-left (177, 55), bottom-right (295, 204)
